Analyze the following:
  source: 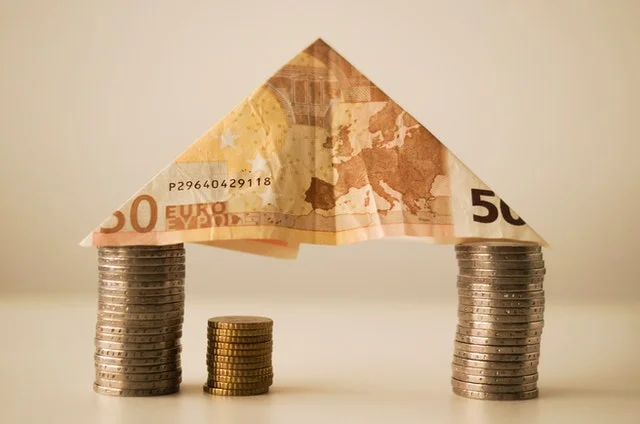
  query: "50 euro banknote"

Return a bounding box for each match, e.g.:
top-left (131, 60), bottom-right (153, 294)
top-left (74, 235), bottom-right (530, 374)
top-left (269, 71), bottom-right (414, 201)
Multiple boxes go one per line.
top-left (81, 39), bottom-right (546, 258)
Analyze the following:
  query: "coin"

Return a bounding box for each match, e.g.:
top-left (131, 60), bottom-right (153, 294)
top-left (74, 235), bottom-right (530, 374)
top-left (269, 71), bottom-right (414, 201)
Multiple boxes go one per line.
top-left (96, 346), bottom-right (182, 359)
top-left (457, 312), bottom-right (544, 323)
top-left (98, 272), bottom-right (186, 282)
top-left (98, 264), bottom-right (186, 274)
top-left (208, 316), bottom-right (273, 330)
top-left (457, 320), bottom-right (543, 331)
top-left (98, 257), bottom-right (185, 266)
top-left (96, 318), bottom-right (184, 328)
top-left (456, 282), bottom-right (544, 292)
top-left (95, 332), bottom-right (182, 344)
top-left (455, 334), bottom-right (541, 346)
top-left (458, 268), bottom-right (546, 278)
top-left (205, 380), bottom-right (272, 390)
top-left (97, 310), bottom-right (184, 321)
top-left (455, 252), bottom-right (543, 261)
top-left (97, 302), bottom-right (185, 313)
top-left (455, 242), bottom-right (541, 253)
top-left (95, 362), bottom-right (181, 374)
top-left (202, 385), bottom-right (269, 396)
top-left (95, 355), bottom-right (181, 366)
top-left (452, 387), bottom-right (539, 400)
top-left (457, 289), bottom-right (544, 300)
top-left (99, 279), bottom-right (185, 290)
top-left (207, 367), bottom-right (273, 377)
top-left (208, 334), bottom-right (273, 344)
top-left (451, 364), bottom-right (538, 377)
top-left (98, 294), bottom-right (186, 305)
top-left (207, 341), bottom-right (273, 351)
top-left (456, 326), bottom-right (543, 338)
top-left (454, 349), bottom-right (539, 362)
top-left (454, 341), bottom-right (540, 354)
top-left (452, 371), bottom-right (538, 385)
top-left (207, 374), bottom-right (273, 384)
top-left (98, 287), bottom-right (185, 297)
top-left (206, 347), bottom-right (272, 357)
top-left (207, 360), bottom-right (273, 370)
top-left (95, 377), bottom-right (181, 390)
top-left (452, 357), bottom-right (539, 370)
top-left (96, 370), bottom-right (182, 382)
top-left (458, 305), bottom-right (545, 315)
top-left (96, 324), bottom-right (182, 336)
top-left (93, 383), bottom-right (179, 397)
top-left (457, 260), bottom-right (545, 270)
top-left (94, 339), bottom-right (181, 351)
top-left (451, 379), bottom-right (537, 393)
top-left (457, 297), bottom-right (544, 307)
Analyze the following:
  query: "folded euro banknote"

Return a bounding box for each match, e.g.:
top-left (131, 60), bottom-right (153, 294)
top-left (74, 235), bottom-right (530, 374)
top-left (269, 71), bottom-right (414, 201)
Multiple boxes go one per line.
top-left (81, 38), bottom-right (546, 258)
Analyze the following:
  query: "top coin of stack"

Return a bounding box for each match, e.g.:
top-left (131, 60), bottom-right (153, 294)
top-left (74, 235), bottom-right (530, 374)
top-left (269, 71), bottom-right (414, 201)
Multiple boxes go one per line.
top-left (452, 242), bottom-right (545, 401)
top-left (204, 316), bottom-right (274, 396)
top-left (94, 244), bottom-right (186, 397)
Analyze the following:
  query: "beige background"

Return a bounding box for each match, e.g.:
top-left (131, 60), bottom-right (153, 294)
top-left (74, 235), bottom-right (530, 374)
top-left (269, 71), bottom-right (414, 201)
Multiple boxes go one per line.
top-left (1, 0), bottom-right (638, 301)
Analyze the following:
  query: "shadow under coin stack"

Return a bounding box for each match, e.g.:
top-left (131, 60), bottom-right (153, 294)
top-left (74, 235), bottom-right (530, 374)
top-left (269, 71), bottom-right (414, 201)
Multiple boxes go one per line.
top-left (93, 244), bottom-right (186, 397)
top-left (452, 242), bottom-right (545, 401)
top-left (204, 316), bottom-right (274, 396)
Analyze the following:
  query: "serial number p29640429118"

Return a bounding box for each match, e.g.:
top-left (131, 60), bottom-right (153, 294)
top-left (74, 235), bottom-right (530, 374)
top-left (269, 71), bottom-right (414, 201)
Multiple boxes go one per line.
top-left (168, 177), bottom-right (271, 192)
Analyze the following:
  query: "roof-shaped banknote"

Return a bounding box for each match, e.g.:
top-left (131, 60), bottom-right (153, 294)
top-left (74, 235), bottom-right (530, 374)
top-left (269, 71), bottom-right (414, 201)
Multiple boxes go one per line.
top-left (81, 38), bottom-right (547, 258)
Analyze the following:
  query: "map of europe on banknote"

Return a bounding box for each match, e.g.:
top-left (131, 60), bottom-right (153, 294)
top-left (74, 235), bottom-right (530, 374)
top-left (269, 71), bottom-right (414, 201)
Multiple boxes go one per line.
top-left (81, 38), bottom-right (547, 258)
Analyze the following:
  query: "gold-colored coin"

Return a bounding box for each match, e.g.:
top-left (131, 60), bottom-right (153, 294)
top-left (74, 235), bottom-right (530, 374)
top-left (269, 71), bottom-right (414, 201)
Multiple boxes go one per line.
top-left (206, 347), bottom-right (272, 357)
top-left (205, 380), bottom-right (272, 390)
top-left (206, 361), bottom-right (273, 370)
top-left (206, 341), bottom-right (273, 351)
top-left (208, 334), bottom-right (272, 344)
top-left (207, 366), bottom-right (273, 377)
top-left (207, 328), bottom-right (272, 337)
top-left (202, 385), bottom-right (269, 396)
top-left (206, 354), bottom-right (272, 364)
top-left (207, 374), bottom-right (273, 384)
top-left (207, 316), bottom-right (273, 330)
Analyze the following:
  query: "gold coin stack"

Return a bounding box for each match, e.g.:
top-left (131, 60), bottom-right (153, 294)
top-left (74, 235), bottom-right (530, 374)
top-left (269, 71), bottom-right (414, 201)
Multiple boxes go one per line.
top-left (204, 316), bottom-right (274, 396)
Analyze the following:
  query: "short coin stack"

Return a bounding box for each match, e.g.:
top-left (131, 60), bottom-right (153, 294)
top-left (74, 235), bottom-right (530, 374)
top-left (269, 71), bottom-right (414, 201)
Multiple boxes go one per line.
top-left (204, 316), bottom-right (274, 396)
top-left (93, 244), bottom-right (186, 397)
top-left (452, 242), bottom-right (545, 401)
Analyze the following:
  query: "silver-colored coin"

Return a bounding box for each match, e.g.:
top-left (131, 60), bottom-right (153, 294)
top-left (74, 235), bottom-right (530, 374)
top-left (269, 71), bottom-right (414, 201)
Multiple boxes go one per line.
top-left (98, 294), bottom-right (186, 305)
top-left (454, 349), bottom-right (540, 362)
top-left (456, 325), bottom-right (543, 338)
top-left (452, 371), bottom-right (538, 385)
top-left (206, 354), bottom-right (272, 364)
top-left (96, 317), bottom-right (183, 328)
top-left (97, 310), bottom-right (184, 321)
top-left (452, 387), bottom-right (539, 400)
top-left (98, 248), bottom-right (184, 258)
top-left (96, 370), bottom-right (182, 382)
top-left (98, 302), bottom-right (184, 313)
top-left (99, 279), bottom-right (184, 290)
top-left (95, 354), bottom-right (180, 366)
top-left (457, 260), bottom-right (545, 270)
top-left (454, 341), bottom-right (540, 355)
top-left (457, 289), bottom-right (544, 300)
top-left (457, 282), bottom-right (544, 292)
top-left (98, 272), bottom-right (186, 282)
top-left (98, 257), bottom-right (185, 266)
top-left (455, 242), bottom-right (541, 253)
top-left (457, 274), bottom-right (545, 284)
top-left (458, 305), bottom-right (545, 315)
top-left (457, 312), bottom-right (544, 323)
top-left (458, 268), bottom-right (546, 278)
top-left (96, 324), bottom-right (182, 336)
top-left (95, 346), bottom-right (182, 359)
top-left (455, 252), bottom-right (543, 261)
top-left (451, 364), bottom-right (538, 377)
top-left (452, 356), bottom-right (539, 370)
top-left (93, 382), bottom-right (179, 397)
top-left (95, 339), bottom-right (181, 351)
top-left (451, 379), bottom-right (538, 393)
top-left (95, 377), bottom-right (181, 390)
top-left (95, 362), bottom-right (181, 374)
top-left (207, 366), bottom-right (273, 377)
top-left (99, 244), bottom-right (183, 253)
top-left (98, 265), bottom-right (186, 275)
top-left (95, 332), bottom-right (182, 344)
top-left (98, 286), bottom-right (185, 297)
top-left (455, 333), bottom-right (541, 346)
top-left (457, 320), bottom-right (544, 331)
top-left (458, 297), bottom-right (544, 308)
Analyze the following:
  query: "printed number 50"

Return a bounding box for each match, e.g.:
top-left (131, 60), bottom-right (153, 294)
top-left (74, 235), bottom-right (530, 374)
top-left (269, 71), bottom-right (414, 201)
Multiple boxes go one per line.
top-left (100, 195), bottom-right (158, 234)
top-left (471, 189), bottom-right (526, 226)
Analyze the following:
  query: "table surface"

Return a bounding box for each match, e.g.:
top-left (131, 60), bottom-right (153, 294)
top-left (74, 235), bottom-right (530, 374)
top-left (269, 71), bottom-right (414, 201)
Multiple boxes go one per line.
top-left (1, 295), bottom-right (638, 424)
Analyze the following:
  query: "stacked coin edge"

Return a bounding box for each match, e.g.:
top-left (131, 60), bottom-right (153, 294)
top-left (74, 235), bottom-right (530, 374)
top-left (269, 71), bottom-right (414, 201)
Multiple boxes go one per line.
top-left (452, 242), bottom-right (545, 401)
top-left (94, 244), bottom-right (186, 397)
top-left (204, 316), bottom-right (274, 396)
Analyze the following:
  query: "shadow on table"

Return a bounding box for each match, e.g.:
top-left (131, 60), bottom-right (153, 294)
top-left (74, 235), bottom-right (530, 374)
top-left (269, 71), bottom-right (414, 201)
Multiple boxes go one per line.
top-left (539, 385), bottom-right (640, 401)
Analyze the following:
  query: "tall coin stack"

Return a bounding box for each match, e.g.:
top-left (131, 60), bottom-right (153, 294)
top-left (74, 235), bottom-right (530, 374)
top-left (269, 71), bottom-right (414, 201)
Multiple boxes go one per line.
top-left (93, 244), bottom-right (186, 397)
top-left (204, 316), bottom-right (274, 396)
top-left (452, 242), bottom-right (545, 401)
